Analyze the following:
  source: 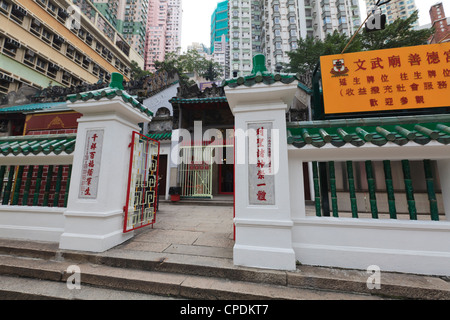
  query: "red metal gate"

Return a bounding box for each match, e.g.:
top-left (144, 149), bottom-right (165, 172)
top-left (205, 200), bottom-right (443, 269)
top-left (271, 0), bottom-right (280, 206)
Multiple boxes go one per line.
top-left (123, 131), bottom-right (160, 233)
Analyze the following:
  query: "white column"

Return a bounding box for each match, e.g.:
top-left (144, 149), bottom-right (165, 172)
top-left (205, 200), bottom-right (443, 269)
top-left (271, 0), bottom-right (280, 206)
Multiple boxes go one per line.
top-left (59, 97), bottom-right (152, 252)
top-left (437, 159), bottom-right (450, 221)
top-left (226, 82), bottom-right (297, 270)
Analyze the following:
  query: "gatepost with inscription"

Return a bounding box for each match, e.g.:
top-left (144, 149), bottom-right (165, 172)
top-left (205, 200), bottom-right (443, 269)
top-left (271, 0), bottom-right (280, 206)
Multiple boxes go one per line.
top-left (224, 55), bottom-right (298, 270)
top-left (59, 73), bottom-right (153, 252)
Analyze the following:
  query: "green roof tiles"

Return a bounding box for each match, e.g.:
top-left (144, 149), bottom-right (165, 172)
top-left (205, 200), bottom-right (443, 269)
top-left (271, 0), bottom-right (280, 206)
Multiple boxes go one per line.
top-left (0, 102), bottom-right (66, 113)
top-left (66, 73), bottom-right (153, 117)
top-left (0, 134), bottom-right (76, 156)
top-left (287, 114), bottom-right (450, 149)
top-left (147, 132), bottom-right (172, 141)
top-left (221, 54), bottom-right (312, 92)
top-left (221, 71), bottom-right (300, 88)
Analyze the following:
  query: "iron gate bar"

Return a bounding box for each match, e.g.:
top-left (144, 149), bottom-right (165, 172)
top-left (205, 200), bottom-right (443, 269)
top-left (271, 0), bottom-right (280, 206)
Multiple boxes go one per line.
top-left (328, 161), bottom-right (338, 217)
top-left (123, 131), bottom-right (160, 233)
top-left (33, 166), bottom-right (44, 206)
top-left (53, 165), bottom-right (64, 207)
top-left (43, 165), bottom-right (54, 207)
top-left (401, 160), bottom-right (417, 220)
top-left (383, 160), bottom-right (397, 219)
top-left (22, 165), bottom-right (34, 206)
top-left (0, 166), bottom-right (5, 201)
top-left (2, 166), bottom-right (14, 205)
top-left (346, 161), bottom-right (358, 218)
top-left (423, 159), bottom-right (439, 221)
top-left (11, 166), bottom-right (24, 205)
top-left (365, 160), bottom-right (378, 219)
top-left (63, 165), bottom-right (72, 208)
top-left (312, 161), bottom-right (321, 216)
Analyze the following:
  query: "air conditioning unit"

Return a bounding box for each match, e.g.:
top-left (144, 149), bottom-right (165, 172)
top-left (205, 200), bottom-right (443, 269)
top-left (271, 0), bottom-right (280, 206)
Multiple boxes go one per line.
top-left (12, 4), bottom-right (27, 17)
top-left (48, 63), bottom-right (60, 71)
top-left (6, 38), bottom-right (20, 48)
top-left (53, 35), bottom-right (65, 43)
top-left (0, 74), bottom-right (14, 83)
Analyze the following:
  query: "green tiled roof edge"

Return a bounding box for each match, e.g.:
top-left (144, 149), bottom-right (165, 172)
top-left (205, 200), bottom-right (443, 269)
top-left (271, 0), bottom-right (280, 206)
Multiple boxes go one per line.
top-left (65, 73), bottom-right (153, 117)
top-left (221, 71), bottom-right (301, 88)
top-left (147, 132), bottom-right (172, 141)
top-left (0, 102), bottom-right (66, 113)
top-left (287, 114), bottom-right (450, 148)
top-left (0, 134), bottom-right (77, 156)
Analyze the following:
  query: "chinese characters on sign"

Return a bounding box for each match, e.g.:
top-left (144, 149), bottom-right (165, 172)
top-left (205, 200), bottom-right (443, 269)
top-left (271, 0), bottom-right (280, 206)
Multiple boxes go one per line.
top-left (248, 123), bottom-right (275, 205)
top-left (79, 129), bottom-right (104, 199)
top-left (320, 42), bottom-right (450, 114)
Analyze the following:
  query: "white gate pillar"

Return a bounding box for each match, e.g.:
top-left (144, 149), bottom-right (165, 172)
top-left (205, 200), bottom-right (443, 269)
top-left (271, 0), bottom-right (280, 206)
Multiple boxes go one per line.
top-left (59, 74), bottom-right (153, 252)
top-left (225, 55), bottom-right (298, 270)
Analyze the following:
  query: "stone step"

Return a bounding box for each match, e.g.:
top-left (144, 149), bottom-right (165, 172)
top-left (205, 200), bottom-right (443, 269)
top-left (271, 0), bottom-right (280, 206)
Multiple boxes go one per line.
top-left (0, 255), bottom-right (380, 300)
top-left (1, 238), bottom-right (450, 299)
top-left (0, 274), bottom-right (182, 300)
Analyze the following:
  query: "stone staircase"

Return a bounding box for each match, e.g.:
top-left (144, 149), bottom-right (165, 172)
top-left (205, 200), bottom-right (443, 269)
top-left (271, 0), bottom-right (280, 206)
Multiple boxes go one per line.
top-left (0, 238), bottom-right (449, 300)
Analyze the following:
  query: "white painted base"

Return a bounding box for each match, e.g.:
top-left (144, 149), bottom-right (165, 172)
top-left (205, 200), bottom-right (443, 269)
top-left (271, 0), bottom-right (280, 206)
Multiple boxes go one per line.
top-left (0, 206), bottom-right (65, 242)
top-left (292, 217), bottom-right (450, 276)
top-left (233, 218), bottom-right (296, 271)
top-left (234, 244), bottom-right (296, 271)
top-left (59, 209), bottom-right (133, 252)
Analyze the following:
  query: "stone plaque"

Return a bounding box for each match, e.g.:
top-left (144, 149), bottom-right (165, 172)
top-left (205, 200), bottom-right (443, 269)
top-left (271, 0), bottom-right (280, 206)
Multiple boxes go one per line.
top-left (248, 122), bottom-right (275, 205)
top-left (79, 129), bottom-right (104, 199)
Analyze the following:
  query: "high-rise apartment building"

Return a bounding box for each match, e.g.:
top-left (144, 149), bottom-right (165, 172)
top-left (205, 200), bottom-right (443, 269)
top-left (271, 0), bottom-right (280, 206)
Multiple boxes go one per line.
top-left (228, 0), bottom-right (361, 76)
top-left (229, 0), bottom-right (262, 76)
top-left (92, 0), bottom-right (149, 58)
top-left (164, 0), bottom-right (182, 54)
top-left (315, 0), bottom-right (361, 38)
top-left (144, 0), bottom-right (182, 72)
top-left (211, 0), bottom-right (229, 53)
top-left (364, 0), bottom-right (417, 27)
top-left (213, 34), bottom-right (230, 79)
top-left (0, 0), bottom-right (138, 95)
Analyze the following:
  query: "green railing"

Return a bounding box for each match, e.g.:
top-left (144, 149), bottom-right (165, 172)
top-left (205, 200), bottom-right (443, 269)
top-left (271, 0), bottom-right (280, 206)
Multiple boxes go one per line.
top-left (311, 159), bottom-right (441, 221)
top-left (0, 164), bottom-right (72, 207)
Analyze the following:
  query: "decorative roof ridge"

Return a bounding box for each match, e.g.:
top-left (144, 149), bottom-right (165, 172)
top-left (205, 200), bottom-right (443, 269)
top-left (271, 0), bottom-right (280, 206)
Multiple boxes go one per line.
top-left (169, 96), bottom-right (228, 103)
top-left (66, 73), bottom-right (153, 117)
top-left (0, 133), bottom-right (77, 142)
top-left (221, 53), bottom-right (312, 89)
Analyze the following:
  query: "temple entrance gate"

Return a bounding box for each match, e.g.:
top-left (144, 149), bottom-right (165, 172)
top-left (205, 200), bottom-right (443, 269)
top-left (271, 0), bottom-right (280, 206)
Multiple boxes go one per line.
top-left (123, 131), bottom-right (160, 233)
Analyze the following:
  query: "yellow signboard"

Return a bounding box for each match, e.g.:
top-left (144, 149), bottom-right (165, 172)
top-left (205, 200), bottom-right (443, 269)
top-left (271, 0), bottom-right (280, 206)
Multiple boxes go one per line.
top-left (320, 43), bottom-right (450, 114)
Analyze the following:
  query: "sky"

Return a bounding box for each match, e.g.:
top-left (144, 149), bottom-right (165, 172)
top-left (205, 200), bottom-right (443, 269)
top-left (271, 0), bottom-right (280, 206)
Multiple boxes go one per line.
top-left (180, 0), bottom-right (450, 53)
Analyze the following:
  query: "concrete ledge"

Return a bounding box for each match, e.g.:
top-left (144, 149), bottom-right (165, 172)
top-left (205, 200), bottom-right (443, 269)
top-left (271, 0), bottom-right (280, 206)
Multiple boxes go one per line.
top-left (234, 244), bottom-right (296, 271)
top-left (293, 217), bottom-right (450, 276)
top-left (0, 206), bottom-right (65, 242)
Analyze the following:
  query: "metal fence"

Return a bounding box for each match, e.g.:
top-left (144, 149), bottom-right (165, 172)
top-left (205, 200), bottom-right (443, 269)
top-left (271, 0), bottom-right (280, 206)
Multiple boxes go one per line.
top-left (0, 164), bottom-right (72, 207)
top-left (311, 159), bottom-right (442, 220)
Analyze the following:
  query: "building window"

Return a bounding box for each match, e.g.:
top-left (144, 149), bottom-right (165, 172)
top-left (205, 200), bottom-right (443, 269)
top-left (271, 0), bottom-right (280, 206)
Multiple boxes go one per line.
top-left (23, 49), bottom-right (36, 67)
top-left (36, 58), bottom-right (47, 72)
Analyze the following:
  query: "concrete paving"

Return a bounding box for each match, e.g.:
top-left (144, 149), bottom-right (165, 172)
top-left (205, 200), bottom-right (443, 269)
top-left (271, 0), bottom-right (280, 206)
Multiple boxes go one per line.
top-left (120, 203), bottom-right (235, 259)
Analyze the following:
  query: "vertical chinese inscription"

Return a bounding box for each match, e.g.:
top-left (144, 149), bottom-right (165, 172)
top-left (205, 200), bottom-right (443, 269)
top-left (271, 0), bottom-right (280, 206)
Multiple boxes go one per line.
top-left (248, 123), bottom-right (275, 205)
top-left (79, 129), bottom-right (104, 199)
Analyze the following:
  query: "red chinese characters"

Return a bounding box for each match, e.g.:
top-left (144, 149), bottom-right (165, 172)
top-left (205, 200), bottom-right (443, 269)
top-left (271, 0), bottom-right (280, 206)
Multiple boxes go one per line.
top-left (79, 130), bottom-right (103, 198)
top-left (255, 126), bottom-right (267, 202)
